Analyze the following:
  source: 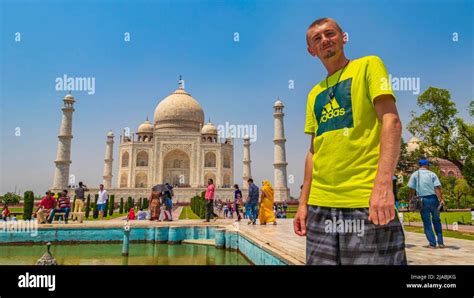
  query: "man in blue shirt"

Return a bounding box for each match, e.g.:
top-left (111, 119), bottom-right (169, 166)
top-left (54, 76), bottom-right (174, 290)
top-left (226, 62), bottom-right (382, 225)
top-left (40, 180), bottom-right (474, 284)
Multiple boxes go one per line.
top-left (408, 159), bottom-right (446, 248)
top-left (246, 178), bottom-right (260, 225)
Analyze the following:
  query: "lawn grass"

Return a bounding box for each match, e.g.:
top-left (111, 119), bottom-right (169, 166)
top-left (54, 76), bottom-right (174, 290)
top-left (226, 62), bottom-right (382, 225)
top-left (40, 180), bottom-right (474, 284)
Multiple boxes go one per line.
top-left (179, 206), bottom-right (200, 220)
top-left (403, 211), bottom-right (472, 225)
top-left (404, 226), bottom-right (474, 241)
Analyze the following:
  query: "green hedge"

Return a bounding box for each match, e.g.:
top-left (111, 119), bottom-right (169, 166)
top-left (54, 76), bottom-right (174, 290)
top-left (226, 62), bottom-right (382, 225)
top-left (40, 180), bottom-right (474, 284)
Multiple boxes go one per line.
top-left (23, 191), bottom-right (34, 220)
top-left (190, 191), bottom-right (207, 219)
top-left (142, 198), bottom-right (149, 210)
top-left (85, 194), bottom-right (91, 218)
top-left (93, 194), bottom-right (99, 219)
top-left (109, 195), bottom-right (115, 216)
top-left (119, 197), bottom-right (124, 214)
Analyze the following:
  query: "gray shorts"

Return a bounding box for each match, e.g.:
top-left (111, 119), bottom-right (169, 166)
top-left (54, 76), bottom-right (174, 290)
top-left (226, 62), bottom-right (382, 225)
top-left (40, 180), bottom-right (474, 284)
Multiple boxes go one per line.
top-left (306, 205), bottom-right (407, 265)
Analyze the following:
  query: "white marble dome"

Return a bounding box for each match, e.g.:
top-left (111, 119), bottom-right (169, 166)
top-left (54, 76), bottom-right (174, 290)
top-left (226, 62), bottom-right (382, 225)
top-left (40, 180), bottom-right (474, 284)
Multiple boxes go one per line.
top-left (154, 88), bottom-right (204, 132)
top-left (201, 122), bottom-right (217, 135)
top-left (274, 100), bottom-right (284, 107)
top-left (137, 119), bottom-right (153, 133)
top-left (407, 136), bottom-right (421, 152)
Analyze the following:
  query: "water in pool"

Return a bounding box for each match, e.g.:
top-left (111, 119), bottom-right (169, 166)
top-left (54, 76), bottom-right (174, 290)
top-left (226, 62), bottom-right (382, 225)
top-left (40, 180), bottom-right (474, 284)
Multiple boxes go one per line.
top-left (0, 243), bottom-right (251, 265)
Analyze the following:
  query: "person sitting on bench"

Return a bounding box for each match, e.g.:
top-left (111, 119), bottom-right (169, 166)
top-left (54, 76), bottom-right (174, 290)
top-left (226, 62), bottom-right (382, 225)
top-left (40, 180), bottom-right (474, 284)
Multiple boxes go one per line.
top-left (48, 190), bottom-right (71, 224)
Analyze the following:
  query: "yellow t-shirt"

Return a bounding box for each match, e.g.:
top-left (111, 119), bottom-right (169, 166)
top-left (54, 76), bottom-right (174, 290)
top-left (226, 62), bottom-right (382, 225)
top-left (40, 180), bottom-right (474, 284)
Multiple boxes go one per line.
top-left (304, 56), bottom-right (395, 208)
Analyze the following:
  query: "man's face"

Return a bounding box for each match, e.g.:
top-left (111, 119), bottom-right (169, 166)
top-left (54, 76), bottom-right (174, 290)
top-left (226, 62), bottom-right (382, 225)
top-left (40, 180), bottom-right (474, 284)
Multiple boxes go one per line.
top-left (307, 21), bottom-right (345, 60)
top-left (100, 185), bottom-right (104, 190)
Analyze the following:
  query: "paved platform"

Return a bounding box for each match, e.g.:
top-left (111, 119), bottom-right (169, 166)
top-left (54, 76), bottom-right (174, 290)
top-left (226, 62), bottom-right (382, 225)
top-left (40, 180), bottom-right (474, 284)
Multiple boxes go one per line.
top-left (33, 218), bottom-right (474, 265)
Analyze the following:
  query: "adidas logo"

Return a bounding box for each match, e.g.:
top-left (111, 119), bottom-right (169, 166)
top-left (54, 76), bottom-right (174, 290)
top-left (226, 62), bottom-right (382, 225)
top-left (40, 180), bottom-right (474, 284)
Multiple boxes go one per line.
top-left (320, 97), bottom-right (345, 123)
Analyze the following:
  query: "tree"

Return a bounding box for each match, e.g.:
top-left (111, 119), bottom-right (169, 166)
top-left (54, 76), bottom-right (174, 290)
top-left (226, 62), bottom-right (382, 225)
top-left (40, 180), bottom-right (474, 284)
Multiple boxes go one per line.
top-left (23, 191), bottom-right (34, 220)
top-left (142, 198), bottom-right (149, 209)
top-left (453, 178), bottom-right (471, 209)
top-left (0, 192), bottom-right (21, 206)
top-left (109, 195), bottom-right (115, 216)
top-left (119, 197), bottom-right (124, 214)
top-left (407, 87), bottom-right (472, 177)
top-left (396, 138), bottom-right (410, 174)
top-left (397, 185), bottom-right (410, 201)
top-left (85, 194), bottom-right (91, 218)
top-left (93, 194), bottom-right (99, 219)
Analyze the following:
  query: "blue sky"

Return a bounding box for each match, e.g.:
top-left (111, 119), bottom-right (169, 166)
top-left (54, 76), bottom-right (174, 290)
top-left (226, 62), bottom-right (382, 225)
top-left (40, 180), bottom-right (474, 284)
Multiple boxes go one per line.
top-left (1, 0), bottom-right (472, 196)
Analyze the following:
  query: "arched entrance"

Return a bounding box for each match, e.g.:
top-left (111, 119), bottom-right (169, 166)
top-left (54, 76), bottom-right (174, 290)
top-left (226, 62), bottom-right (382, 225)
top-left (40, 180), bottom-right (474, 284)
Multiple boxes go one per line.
top-left (163, 149), bottom-right (191, 186)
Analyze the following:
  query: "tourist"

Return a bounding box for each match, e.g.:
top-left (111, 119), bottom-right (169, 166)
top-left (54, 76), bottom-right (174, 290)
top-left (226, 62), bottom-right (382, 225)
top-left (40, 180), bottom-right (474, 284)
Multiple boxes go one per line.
top-left (258, 180), bottom-right (277, 225)
top-left (246, 178), bottom-right (259, 225)
top-left (149, 185), bottom-right (162, 221)
top-left (223, 203), bottom-right (229, 218)
top-left (97, 184), bottom-right (108, 220)
top-left (1, 205), bottom-right (10, 221)
top-left (34, 191), bottom-right (56, 224)
top-left (283, 201), bottom-right (288, 213)
top-left (137, 208), bottom-right (146, 220)
top-left (127, 207), bottom-right (136, 220)
top-left (164, 183), bottom-right (174, 221)
top-left (234, 184), bottom-right (242, 221)
top-left (73, 181), bottom-right (88, 221)
top-left (294, 18), bottom-right (406, 265)
top-left (48, 190), bottom-right (71, 224)
top-left (204, 178), bottom-right (218, 222)
top-left (408, 159), bottom-right (445, 248)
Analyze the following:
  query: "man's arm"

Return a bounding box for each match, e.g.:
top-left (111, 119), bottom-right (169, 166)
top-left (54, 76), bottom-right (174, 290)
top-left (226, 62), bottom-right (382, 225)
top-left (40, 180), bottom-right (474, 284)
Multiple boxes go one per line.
top-left (369, 95), bottom-right (402, 225)
top-left (294, 134), bottom-right (314, 236)
top-left (435, 187), bottom-right (445, 205)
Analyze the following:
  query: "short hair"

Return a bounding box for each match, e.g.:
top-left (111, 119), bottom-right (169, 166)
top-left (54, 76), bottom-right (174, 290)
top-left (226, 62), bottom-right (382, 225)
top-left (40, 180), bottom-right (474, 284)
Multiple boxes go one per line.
top-left (100, 184), bottom-right (104, 187)
top-left (79, 181), bottom-right (83, 186)
top-left (234, 184), bottom-right (239, 189)
top-left (208, 178), bottom-right (213, 183)
top-left (306, 17), bottom-right (343, 44)
top-left (63, 189), bottom-right (68, 194)
top-left (248, 178), bottom-right (254, 183)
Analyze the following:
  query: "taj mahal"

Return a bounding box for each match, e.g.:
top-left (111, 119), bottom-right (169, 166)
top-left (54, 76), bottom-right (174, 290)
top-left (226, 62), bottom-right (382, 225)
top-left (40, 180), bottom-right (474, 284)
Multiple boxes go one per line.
top-left (50, 79), bottom-right (290, 203)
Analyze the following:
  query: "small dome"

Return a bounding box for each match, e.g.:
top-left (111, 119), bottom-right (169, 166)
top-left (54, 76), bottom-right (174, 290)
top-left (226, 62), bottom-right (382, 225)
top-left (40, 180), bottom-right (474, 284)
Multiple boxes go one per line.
top-left (137, 119), bottom-right (153, 133)
top-left (107, 131), bottom-right (114, 137)
top-left (64, 93), bottom-right (75, 100)
top-left (274, 99), bottom-right (284, 107)
top-left (154, 88), bottom-right (204, 132)
top-left (201, 122), bottom-right (217, 135)
top-left (407, 136), bottom-right (421, 152)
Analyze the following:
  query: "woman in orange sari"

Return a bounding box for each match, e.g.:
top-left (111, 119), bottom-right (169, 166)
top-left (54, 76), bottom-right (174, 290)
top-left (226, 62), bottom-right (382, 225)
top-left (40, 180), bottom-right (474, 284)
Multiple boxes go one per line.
top-left (258, 180), bottom-right (277, 225)
top-left (149, 185), bottom-right (162, 221)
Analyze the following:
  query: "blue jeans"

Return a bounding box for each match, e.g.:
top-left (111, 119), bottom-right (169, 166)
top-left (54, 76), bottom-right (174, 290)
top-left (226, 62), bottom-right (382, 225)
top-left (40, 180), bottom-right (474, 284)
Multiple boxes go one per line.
top-left (248, 202), bottom-right (258, 223)
top-left (420, 195), bottom-right (444, 246)
top-left (49, 207), bottom-right (71, 223)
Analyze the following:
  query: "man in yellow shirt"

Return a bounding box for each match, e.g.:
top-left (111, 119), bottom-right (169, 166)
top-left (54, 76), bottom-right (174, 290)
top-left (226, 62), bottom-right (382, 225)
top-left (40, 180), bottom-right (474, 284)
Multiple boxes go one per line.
top-left (293, 17), bottom-right (407, 265)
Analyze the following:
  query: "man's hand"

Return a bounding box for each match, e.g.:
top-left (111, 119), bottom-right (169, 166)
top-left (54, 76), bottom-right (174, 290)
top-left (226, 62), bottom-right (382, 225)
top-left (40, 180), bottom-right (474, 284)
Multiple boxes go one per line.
top-left (368, 181), bottom-right (395, 225)
top-left (294, 204), bottom-right (308, 236)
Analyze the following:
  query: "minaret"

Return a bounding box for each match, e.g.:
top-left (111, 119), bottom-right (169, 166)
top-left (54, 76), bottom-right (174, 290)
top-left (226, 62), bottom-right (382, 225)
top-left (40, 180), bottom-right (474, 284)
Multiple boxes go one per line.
top-left (242, 136), bottom-right (252, 189)
top-left (52, 92), bottom-right (75, 191)
top-left (102, 131), bottom-right (115, 189)
top-left (273, 99), bottom-right (289, 202)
